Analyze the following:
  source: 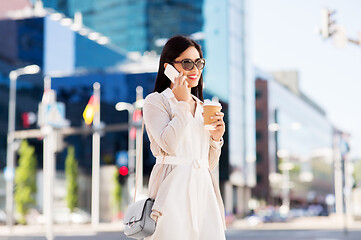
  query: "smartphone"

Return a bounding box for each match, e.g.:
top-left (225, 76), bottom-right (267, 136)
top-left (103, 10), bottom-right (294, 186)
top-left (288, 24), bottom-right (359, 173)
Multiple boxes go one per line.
top-left (164, 64), bottom-right (179, 83)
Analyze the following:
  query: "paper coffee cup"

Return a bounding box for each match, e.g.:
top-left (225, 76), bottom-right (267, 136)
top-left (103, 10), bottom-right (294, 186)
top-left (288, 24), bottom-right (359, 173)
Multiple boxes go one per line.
top-left (203, 99), bottom-right (222, 130)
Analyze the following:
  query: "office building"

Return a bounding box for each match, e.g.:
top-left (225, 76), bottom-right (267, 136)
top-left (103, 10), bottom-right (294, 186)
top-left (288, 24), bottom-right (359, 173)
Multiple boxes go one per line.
top-left (253, 69), bottom-right (334, 208)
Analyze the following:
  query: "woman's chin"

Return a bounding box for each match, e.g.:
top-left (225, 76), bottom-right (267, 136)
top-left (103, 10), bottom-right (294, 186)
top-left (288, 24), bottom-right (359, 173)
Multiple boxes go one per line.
top-left (187, 81), bottom-right (199, 88)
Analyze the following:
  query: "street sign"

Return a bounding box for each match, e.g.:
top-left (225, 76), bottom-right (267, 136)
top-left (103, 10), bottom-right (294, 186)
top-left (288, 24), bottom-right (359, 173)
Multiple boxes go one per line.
top-left (38, 102), bottom-right (69, 128)
top-left (4, 167), bottom-right (14, 181)
top-left (116, 151), bottom-right (128, 167)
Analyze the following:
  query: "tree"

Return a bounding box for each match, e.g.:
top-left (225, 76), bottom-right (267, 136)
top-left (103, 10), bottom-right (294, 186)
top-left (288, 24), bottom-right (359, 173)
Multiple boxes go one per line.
top-left (14, 140), bottom-right (37, 225)
top-left (65, 145), bottom-right (79, 212)
top-left (353, 159), bottom-right (361, 188)
top-left (112, 167), bottom-right (122, 215)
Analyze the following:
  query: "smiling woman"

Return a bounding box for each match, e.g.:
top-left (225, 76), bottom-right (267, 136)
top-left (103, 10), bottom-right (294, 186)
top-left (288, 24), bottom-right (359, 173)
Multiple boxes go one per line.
top-left (141, 35), bottom-right (226, 240)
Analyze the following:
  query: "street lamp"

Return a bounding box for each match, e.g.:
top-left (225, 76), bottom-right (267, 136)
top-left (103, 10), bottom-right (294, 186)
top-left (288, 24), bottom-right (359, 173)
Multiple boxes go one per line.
top-left (6, 64), bottom-right (40, 228)
top-left (115, 86), bottom-right (144, 202)
top-left (277, 150), bottom-right (294, 216)
top-left (268, 121), bottom-right (301, 214)
top-left (115, 101), bottom-right (135, 200)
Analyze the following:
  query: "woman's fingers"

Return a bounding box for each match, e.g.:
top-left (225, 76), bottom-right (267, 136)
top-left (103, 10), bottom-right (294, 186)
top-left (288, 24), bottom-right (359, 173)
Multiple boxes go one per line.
top-left (212, 119), bottom-right (225, 126)
top-left (183, 76), bottom-right (188, 87)
top-left (179, 74), bottom-right (187, 86)
top-left (174, 72), bottom-right (182, 86)
top-left (210, 112), bottom-right (224, 121)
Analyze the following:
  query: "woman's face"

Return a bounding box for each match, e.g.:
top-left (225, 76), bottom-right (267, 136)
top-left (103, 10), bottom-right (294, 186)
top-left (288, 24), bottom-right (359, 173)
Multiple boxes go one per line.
top-left (172, 46), bottom-right (203, 89)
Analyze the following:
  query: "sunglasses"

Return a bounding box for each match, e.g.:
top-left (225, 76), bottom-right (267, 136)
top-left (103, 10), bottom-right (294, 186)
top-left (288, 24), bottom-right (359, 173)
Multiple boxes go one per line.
top-left (171, 58), bottom-right (206, 71)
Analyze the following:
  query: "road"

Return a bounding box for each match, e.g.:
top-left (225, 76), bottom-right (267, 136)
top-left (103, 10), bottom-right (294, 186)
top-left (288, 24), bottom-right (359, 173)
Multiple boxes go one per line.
top-left (1, 215), bottom-right (361, 240)
top-left (1, 230), bottom-right (361, 240)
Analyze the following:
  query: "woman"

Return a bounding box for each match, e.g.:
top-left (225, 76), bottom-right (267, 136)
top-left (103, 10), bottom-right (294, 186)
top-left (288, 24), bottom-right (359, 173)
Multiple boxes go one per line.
top-left (143, 35), bottom-right (226, 240)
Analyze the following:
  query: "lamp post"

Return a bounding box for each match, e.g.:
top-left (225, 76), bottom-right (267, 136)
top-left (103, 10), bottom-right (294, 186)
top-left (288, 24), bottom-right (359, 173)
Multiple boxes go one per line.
top-left (115, 86), bottom-right (144, 202)
top-left (277, 150), bottom-right (293, 216)
top-left (115, 101), bottom-right (135, 201)
top-left (268, 121), bottom-right (300, 214)
top-left (91, 82), bottom-right (101, 226)
top-left (6, 65), bottom-right (40, 228)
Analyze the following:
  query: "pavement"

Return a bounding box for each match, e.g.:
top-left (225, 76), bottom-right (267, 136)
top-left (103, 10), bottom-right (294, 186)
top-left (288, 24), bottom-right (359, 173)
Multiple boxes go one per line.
top-left (229, 214), bottom-right (361, 231)
top-left (0, 214), bottom-right (361, 237)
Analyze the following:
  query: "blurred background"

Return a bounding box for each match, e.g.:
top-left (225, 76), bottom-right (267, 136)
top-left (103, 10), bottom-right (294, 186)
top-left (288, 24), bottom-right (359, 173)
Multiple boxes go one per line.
top-left (0, 0), bottom-right (360, 238)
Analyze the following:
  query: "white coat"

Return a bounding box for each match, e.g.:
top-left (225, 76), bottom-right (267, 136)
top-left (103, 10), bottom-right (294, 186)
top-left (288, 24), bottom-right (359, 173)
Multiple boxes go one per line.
top-left (143, 88), bottom-right (226, 240)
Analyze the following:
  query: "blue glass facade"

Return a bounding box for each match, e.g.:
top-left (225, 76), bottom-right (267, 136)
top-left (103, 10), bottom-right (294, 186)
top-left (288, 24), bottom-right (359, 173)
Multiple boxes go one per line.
top-left (51, 71), bottom-right (157, 173)
top-left (42, 0), bottom-right (204, 53)
top-left (0, 17), bottom-right (44, 67)
top-left (203, 0), bottom-right (255, 216)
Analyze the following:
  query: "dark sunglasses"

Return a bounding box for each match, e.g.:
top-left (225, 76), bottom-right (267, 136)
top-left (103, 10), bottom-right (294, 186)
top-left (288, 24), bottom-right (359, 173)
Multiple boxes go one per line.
top-left (171, 58), bottom-right (206, 71)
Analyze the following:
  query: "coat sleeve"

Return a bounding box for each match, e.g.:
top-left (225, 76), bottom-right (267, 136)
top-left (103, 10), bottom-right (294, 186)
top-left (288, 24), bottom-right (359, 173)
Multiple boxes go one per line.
top-left (208, 137), bottom-right (224, 171)
top-left (143, 93), bottom-right (191, 155)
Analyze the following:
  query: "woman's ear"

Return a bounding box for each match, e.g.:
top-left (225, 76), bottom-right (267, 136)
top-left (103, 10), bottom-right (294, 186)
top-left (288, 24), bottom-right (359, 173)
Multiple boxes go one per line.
top-left (164, 63), bottom-right (168, 69)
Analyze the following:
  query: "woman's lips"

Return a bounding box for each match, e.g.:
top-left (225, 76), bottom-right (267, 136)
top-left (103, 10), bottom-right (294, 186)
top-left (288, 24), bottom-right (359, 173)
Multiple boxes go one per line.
top-left (188, 75), bottom-right (198, 80)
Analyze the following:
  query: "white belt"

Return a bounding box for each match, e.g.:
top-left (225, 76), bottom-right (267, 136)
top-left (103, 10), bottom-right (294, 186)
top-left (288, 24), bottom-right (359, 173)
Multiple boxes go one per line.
top-left (155, 156), bottom-right (209, 234)
top-left (155, 156), bottom-right (209, 169)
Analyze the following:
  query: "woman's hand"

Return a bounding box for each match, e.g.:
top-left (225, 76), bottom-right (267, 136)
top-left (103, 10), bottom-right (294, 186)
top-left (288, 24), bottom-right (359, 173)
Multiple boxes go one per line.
top-left (209, 112), bottom-right (225, 142)
top-left (172, 72), bottom-right (191, 103)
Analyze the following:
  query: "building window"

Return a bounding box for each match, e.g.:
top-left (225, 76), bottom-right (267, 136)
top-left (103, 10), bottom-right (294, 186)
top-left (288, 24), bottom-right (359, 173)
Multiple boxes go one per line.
top-left (256, 131), bottom-right (262, 141)
top-left (255, 89), bottom-right (261, 99)
top-left (256, 174), bottom-right (263, 183)
top-left (256, 152), bottom-right (263, 164)
top-left (256, 110), bottom-right (262, 120)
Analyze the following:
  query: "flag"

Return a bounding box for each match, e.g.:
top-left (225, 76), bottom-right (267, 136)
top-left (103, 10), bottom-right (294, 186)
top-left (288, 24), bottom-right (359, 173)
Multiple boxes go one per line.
top-left (83, 95), bottom-right (99, 125)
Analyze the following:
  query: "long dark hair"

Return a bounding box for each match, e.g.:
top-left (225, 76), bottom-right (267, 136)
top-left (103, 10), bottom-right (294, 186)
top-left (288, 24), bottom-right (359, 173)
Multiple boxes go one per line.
top-left (153, 35), bottom-right (204, 101)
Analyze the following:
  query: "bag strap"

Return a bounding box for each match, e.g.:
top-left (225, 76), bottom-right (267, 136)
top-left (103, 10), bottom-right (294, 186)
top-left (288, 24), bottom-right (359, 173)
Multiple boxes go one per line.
top-left (133, 119), bottom-right (165, 203)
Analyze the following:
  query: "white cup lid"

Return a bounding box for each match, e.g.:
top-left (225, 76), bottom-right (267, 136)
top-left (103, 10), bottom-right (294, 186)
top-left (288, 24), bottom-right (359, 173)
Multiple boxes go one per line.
top-left (203, 99), bottom-right (222, 108)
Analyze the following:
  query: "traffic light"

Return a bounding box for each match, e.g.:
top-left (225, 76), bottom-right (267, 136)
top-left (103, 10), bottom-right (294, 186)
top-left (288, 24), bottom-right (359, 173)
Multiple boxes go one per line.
top-left (119, 166), bottom-right (129, 176)
top-left (321, 8), bottom-right (336, 39)
top-left (117, 168), bottom-right (128, 185)
top-left (116, 151), bottom-right (129, 185)
top-left (21, 112), bottom-right (36, 128)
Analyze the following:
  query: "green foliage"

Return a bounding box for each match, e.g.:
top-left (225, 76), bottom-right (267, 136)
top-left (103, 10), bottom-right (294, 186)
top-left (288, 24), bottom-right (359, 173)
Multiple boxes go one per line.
top-left (353, 160), bottom-right (361, 188)
top-left (289, 163), bottom-right (301, 175)
top-left (65, 145), bottom-right (79, 212)
top-left (14, 140), bottom-right (37, 225)
top-left (112, 167), bottom-right (122, 212)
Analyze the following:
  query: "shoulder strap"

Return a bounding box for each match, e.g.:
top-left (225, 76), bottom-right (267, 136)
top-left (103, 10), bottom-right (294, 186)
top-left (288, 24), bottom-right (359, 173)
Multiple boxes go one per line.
top-left (133, 120), bottom-right (165, 202)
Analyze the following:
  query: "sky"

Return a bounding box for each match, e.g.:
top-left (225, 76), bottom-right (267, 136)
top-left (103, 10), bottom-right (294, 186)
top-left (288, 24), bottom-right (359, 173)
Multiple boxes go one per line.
top-left (250, 0), bottom-right (361, 158)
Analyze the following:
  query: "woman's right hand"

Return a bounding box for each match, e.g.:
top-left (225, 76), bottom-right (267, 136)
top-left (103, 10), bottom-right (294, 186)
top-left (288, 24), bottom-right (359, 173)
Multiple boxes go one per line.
top-left (172, 72), bottom-right (191, 103)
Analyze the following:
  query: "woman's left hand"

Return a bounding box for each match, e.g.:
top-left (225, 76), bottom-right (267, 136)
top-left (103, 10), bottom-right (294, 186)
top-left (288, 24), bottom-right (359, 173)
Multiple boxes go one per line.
top-left (209, 112), bottom-right (225, 142)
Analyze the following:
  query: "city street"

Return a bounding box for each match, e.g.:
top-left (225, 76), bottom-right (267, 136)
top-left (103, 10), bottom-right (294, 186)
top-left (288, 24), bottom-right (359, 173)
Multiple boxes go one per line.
top-left (1, 230), bottom-right (361, 240)
top-left (1, 216), bottom-right (361, 240)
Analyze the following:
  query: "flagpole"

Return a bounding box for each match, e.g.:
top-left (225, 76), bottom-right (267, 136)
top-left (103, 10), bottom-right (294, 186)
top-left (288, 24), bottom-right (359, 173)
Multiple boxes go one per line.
top-left (91, 82), bottom-right (101, 226)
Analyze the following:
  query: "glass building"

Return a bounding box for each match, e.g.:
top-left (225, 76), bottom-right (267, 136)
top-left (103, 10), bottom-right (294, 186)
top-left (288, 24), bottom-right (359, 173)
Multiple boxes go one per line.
top-left (253, 69), bottom-right (334, 208)
top-left (41, 0), bottom-right (204, 53)
top-left (203, 0), bottom-right (256, 216)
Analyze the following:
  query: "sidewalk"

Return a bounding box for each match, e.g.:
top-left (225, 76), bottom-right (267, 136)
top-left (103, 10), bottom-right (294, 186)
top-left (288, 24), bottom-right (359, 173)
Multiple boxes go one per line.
top-left (0, 222), bottom-right (125, 237)
top-left (229, 214), bottom-right (361, 231)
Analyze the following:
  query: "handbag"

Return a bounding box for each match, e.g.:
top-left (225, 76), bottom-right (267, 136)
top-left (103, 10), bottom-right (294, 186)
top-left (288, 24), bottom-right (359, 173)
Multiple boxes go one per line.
top-left (123, 120), bottom-right (164, 239)
top-left (123, 198), bottom-right (156, 238)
